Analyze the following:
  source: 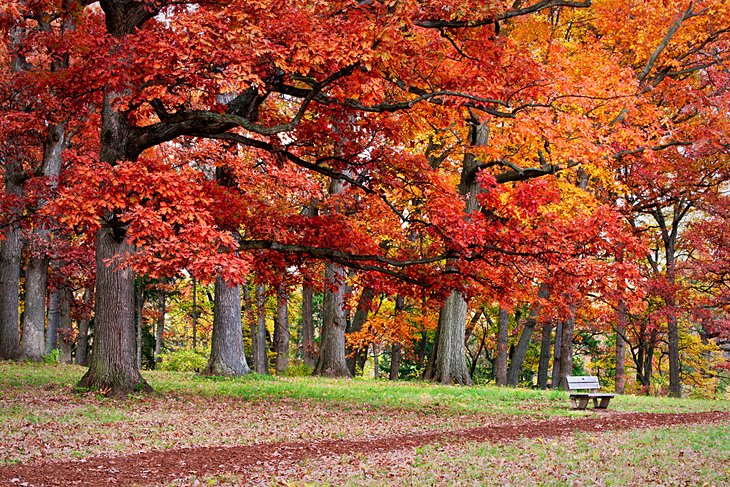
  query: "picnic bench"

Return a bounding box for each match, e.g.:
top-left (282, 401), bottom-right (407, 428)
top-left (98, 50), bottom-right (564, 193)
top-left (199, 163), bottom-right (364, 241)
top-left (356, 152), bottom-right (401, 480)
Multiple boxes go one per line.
top-left (566, 375), bottom-right (615, 410)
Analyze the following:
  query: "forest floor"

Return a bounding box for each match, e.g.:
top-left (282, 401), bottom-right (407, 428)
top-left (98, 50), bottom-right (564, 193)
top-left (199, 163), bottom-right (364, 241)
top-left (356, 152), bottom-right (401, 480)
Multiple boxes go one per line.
top-left (1, 363), bottom-right (729, 486)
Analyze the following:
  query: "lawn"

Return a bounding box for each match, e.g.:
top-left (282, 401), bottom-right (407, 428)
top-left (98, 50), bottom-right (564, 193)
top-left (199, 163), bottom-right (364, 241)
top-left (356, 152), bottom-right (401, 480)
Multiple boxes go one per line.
top-left (1, 362), bottom-right (728, 485)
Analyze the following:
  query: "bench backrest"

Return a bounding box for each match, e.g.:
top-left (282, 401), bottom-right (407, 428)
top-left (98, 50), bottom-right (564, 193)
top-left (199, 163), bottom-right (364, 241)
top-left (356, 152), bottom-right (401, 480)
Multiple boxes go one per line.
top-left (566, 375), bottom-right (601, 391)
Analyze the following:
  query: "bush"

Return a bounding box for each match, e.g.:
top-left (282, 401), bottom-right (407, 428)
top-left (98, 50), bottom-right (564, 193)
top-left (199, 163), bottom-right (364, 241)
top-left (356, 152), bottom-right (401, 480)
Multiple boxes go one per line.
top-left (279, 362), bottom-right (313, 377)
top-left (158, 349), bottom-right (208, 372)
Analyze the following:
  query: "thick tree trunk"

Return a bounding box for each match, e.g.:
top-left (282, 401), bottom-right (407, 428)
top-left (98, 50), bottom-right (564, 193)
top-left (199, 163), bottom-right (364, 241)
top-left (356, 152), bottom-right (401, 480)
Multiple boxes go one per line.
top-left (252, 283), bottom-right (268, 374)
top-left (667, 309), bottom-right (681, 397)
top-left (314, 261), bottom-right (351, 377)
top-left (203, 276), bottom-right (249, 376)
top-left (20, 256), bottom-right (48, 361)
top-left (76, 287), bottom-right (91, 366)
top-left (495, 307), bottom-right (509, 386)
top-left (389, 344), bottom-right (401, 380)
top-left (425, 290), bottom-right (472, 385)
top-left (78, 228), bottom-right (151, 397)
top-left (346, 286), bottom-right (375, 375)
top-left (537, 318), bottom-right (552, 389)
top-left (615, 299), bottom-right (628, 394)
top-left (45, 288), bottom-right (62, 355)
top-left (558, 309), bottom-right (576, 390)
top-left (155, 287), bottom-right (165, 363)
top-left (58, 288), bottom-right (73, 364)
top-left (274, 284), bottom-right (290, 374)
top-left (135, 281), bottom-right (144, 369)
top-left (0, 179), bottom-right (21, 360)
top-left (300, 283), bottom-right (316, 368)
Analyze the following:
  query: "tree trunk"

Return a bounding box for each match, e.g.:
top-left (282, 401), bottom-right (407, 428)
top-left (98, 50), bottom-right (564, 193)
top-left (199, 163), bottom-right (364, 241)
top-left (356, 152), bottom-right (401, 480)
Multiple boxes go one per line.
top-left (58, 288), bottom-right (73, 364)
top-left (78, 228), bottom-right (151, 397)
top-left (666, 298), bottom-right (681, 397)
top-left (203, 276), bottom-right (249, 376)
top-left (495, 307), bottom-right (509, 386)
top-left (551, 319), bottom-right (563, 389)
top-left (76, 287), bottom-right (91, 366)
top-left (615, 298), bottom-right (628, 394)
top-left (507, 285), bottom-right (548, 386)
top-left (274, 284), bottom-right (290, 374)
top-left (314, 261), bottom-right (351, 377)
top-left (346, 286), bottom-right (375, 375)
top-left (0, 176), bottom-right (21, 360)
top-left (389, 343), bottom-right (401, 380)
top-left (20, 256), bottom-right (48, 361)
top-left (135, 280), bottom-right (143, 369)
top-left (300, 283), bottom-right (316, 368)
top-left (45, 288), bottom-right (62, 355)
top-left (537, 318), bottom-right (552, 389)
top-left (558, 309), bottom-right (576, 390)
top-left (154, 286), bottom-right (165, 363)
top-left (425, 290), bottom-right (472, 385)
top-left (192, 277), bottom-right (198, 349)
top-left (252, 283), bottom-right (269, 374)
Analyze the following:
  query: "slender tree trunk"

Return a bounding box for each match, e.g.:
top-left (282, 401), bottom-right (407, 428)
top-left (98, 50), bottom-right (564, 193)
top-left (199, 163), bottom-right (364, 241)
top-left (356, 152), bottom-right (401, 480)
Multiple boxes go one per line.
top-left (252, 283), bottom-right (268, 374)
top-left (666, 298), bottom-right (681, 397)
top-left (615, 299), bottom-right (628, 394)
top-left (495, 307), bottom-right (510, 386)
top-left (78, 227), bottom-right (151, 396)
top-left (274, 284), bottom-right (290, 374)
top-left (135, 281), bottom-right (143, 369)
top-left (58, 288), bottom-right (73, 364)
top-left (508, 285), bottom-right (549, 386)
top-left (389, 344), bottom-right (401, 380)
top-left (372, 343), bottom-right (380, 380)
top-left (76, 287), bottom-right (92, 366)
top-left (203, 276), bottom-right (249, 376)
top-left (45, 288), bottom-right (62, 355)
top-left (155, 286), bottom-right (165, 363)
top-left (300, 283), bottom-right (315, 368)
top-left (346, 286), bottom-right (375, 375)
top-left (537, 318), bottom-right (552, 389)
top-left (188, 277), bottom-right (196, 349)
top-left (314, 261), bottom-right (351, 377)
top-left (551, 319), bottom-right (563, 389)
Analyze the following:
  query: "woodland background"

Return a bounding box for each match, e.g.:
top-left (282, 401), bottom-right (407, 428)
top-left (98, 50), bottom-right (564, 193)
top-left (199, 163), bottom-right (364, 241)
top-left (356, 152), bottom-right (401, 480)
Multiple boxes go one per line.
top-left (1, 0), bottom-right (730, 400)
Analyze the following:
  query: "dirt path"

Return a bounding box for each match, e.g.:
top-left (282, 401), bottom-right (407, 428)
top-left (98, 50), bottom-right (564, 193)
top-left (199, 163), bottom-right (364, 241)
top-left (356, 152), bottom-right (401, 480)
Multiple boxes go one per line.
top-left (2, 411), bottom-right (728, 486)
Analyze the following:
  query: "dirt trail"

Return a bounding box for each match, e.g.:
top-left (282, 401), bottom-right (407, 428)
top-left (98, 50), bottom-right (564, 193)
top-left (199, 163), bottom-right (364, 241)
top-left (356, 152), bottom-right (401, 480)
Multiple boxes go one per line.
top-left (2, 411), bottom-right (728, 486)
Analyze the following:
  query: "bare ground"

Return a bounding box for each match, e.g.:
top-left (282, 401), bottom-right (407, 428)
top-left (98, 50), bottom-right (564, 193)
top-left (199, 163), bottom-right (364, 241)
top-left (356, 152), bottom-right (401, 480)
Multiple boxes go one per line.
top-left (1, 410), bottom-right (727, 486)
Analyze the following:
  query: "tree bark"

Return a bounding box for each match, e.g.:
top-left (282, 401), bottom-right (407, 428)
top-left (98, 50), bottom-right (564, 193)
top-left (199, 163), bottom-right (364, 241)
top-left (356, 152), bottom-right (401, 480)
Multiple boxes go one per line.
top-left (135, 281), bottom-right (144, 369)
top-left (76, 287), bottom-right (92, 366)
top-left (252, 283), bottom-right (268, 374)
top-left (274, 284), bottom-right (290, 374)
top-left (203, 276), bottom-right (250, 376)
top-left (507, 285), bottom-right (549, 386)
top-left (346, 286), bottom-right (375, 375)
top-left (154, 286), bottom-right (165, 363)
top-left (0, 173), bottom-right (22, 360)
top-left (425, 290), bottom-right (472, 385)
top-left (314, 261), bottom-right (351, 377)
top-left (20, 256), bottom-right (48, 361)
top-left (537, 318), bottom-right (552, 389)
top-left (300, 283), bottom-right (316, 368)
top-left (58, 288), bottom-right (73, 364)
top-left (192, 277), bottom-right (198, 349)
top-left (551, 319), bottom-right (563, 389)
top-left (389, 343), bottom-right (401, 380)
top-left (78, 227), bottom-right (151, 396)
top-left (45, 287), bottom-right (62, 355)
top-left (495, 307), bottom-right (509, 386)
top-left (615, 298), bottom-right (628, 394)
top-left (558, 307), bottom-right (576, 390)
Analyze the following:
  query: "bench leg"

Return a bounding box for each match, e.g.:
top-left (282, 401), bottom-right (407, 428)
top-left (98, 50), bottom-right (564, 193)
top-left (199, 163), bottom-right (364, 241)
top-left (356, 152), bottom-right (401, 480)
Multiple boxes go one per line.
top-left (571, 397), bottom-right (589, 410)
top-left (596, 397), bottom-right (611, 409)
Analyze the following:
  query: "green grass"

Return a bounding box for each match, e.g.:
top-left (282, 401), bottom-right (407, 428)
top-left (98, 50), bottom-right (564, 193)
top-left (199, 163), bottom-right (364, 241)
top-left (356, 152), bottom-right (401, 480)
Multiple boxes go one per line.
top-left (1, 362), bottom-right (728, 417)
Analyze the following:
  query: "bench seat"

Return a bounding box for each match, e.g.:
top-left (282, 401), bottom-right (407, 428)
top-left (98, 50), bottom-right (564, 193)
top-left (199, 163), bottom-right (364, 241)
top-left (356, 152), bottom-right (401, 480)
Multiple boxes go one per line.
top-left (567, 376), bottom-right (615, 410)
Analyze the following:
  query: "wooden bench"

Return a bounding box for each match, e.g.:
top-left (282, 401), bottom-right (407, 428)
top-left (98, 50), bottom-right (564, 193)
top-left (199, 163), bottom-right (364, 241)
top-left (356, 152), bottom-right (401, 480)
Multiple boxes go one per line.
top-left (566, 375), bottom-right (616, 410)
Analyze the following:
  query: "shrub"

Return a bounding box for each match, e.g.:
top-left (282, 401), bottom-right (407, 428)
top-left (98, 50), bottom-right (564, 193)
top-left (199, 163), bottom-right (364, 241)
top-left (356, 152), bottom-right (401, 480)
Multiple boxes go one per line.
top-left (158, 349), bottom-right (208, 372)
